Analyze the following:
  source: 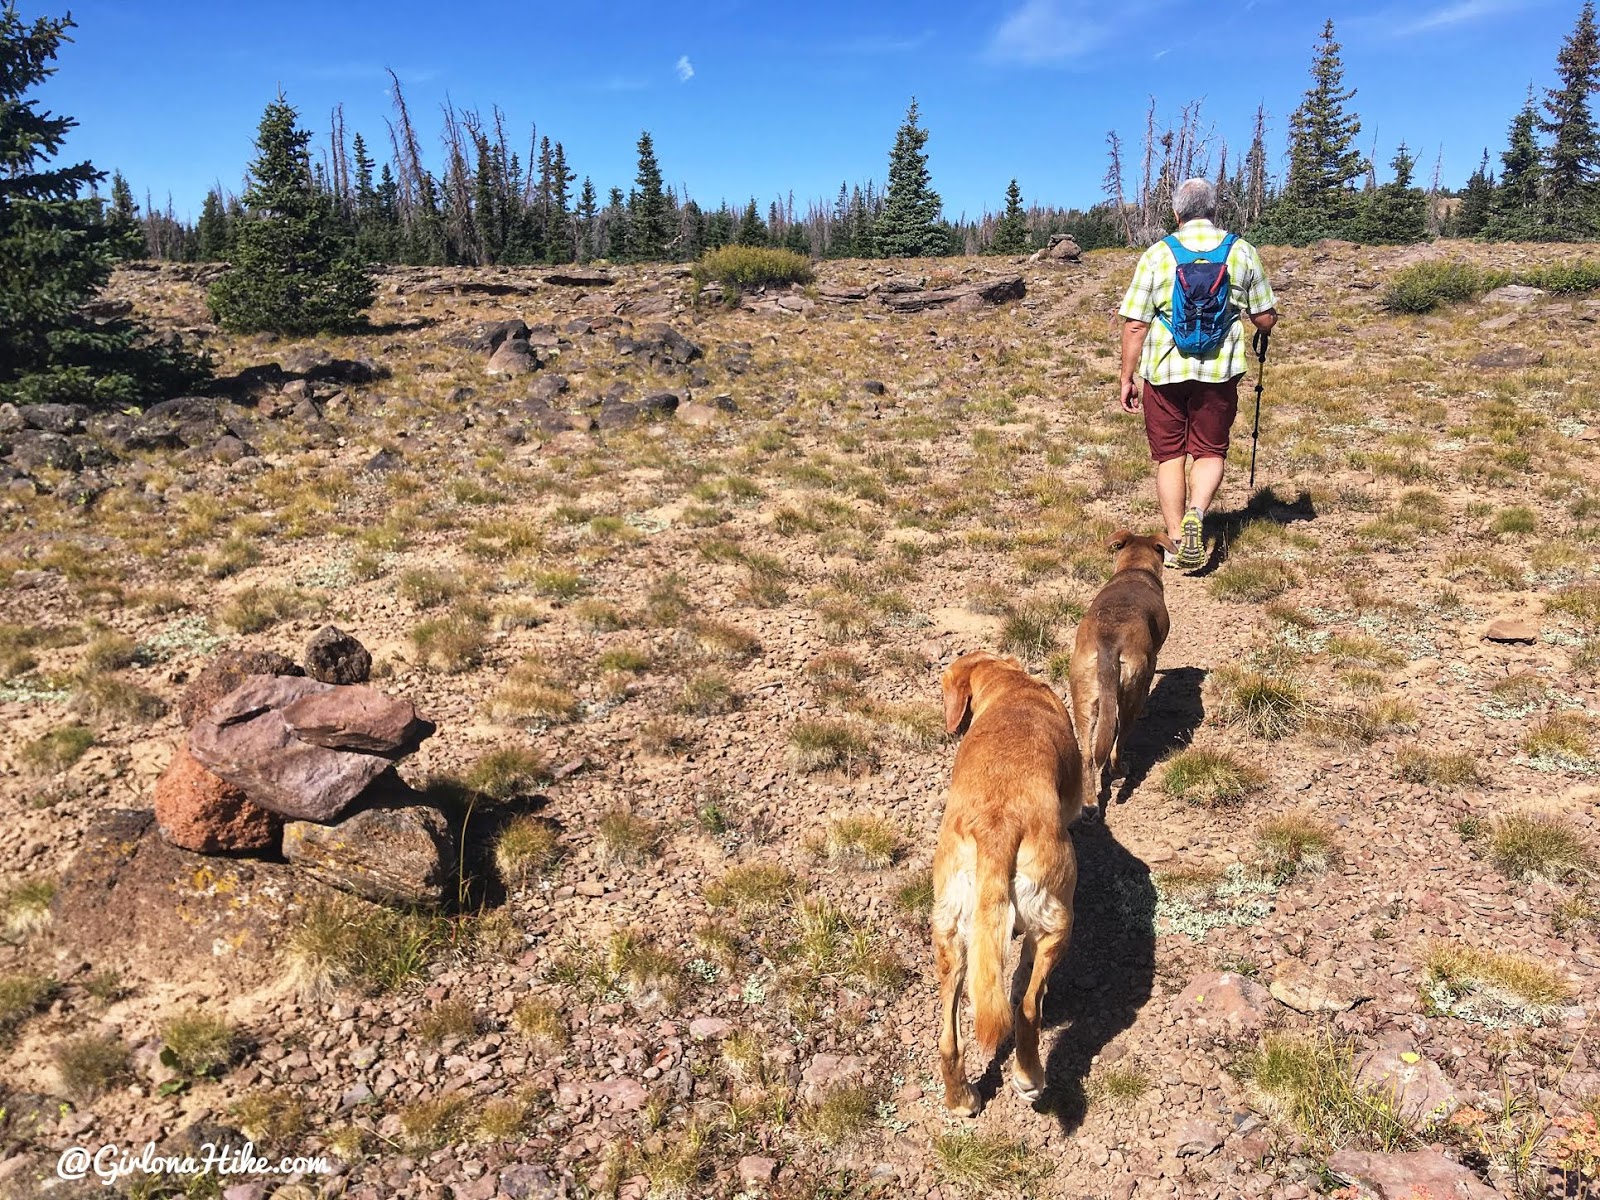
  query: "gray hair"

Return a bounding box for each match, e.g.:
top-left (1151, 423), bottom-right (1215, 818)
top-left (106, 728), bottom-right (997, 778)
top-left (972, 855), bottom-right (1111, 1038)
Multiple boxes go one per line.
top-left (1172, 178), bottom-right (1217, 223)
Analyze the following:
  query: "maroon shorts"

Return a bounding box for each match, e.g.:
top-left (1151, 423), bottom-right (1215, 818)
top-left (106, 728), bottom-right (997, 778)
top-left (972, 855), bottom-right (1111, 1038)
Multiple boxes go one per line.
top-left (1142, 376), bottom-right (1241, 462)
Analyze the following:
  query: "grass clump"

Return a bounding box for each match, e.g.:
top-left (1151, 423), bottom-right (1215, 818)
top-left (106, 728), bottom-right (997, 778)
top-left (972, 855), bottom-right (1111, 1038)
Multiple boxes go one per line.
top-left (869, 701), bottom-right (947, 750)
top-left (71, 672), bottom-right (166, 723)
top-left (1488, 812), bottom-right (1593, 881)
top-left (595, 644), bottom-right (651, 674)
top-left (465, 747), bottom-right (549, 800)
top-left (895, 870), bottom-right (935, 920)
top-left (511, 996), bottom-right (568, 1056)
top-left (1, 876), bottom-right (56, 938)
top-left (159, 1010), bottom-right (237, 1078)
top-left (805, 650), bottom-right (865, 702)
top-left (81, 633), bottom-right (139, 672)
top-left (54, 1033), bottom-right (133, 1099)
top-left (416, 999), bottom-right (478, 1046)
top-left (1253, 811), bottom-right (1336, 881)
top-left (410, 607), bottom-right (490, 673)
top-left (284, 895), bottom-right (446, 997)
top-left (933, 1131), bottom-right (1038, 1193)
top-left (692, 245), bottom-right (814, 302)
top-left (1382, 260), bottom-right (1502, 314)
top-left (788, 719), bottom-right (876, 774)
top-left (596, 810), bottom-right (662, 865)
top-left (0, 972), bottom-right (56, 1041)
top-left (1161, 747), bottom-right (1267, 806)
top-left (704, 863), bottom-right (796, 914)
top-left (999, 605), bottom-right (1058, 658)
top-left (485, 656), bottom-right (579, 724)
top-left (606, 929), bottom-right (686, 1006)
top-left (675, 670), bottom-right (737, 716)
top-left (1324, 634), bottom-right (1404, 670)
top-left (1310, 697), bottom-right (1418, 746)
top-left (1424, 941), bottom-right (1573, 1023)
top-left (1395, 746), bottom-right (1484, 787)
top-left (397, 1095), bottom-right (470, 1151)
top-left (494, 815), bottom-right (561, 886)
top-left (1241, 1034), bottom-right (1410, 1151)
top-left (1208, 666), bottom-right (1304, 740)
top-left (396, 568), bottom-right (463, 610)
top-left (219, 585), bottom-right (316, 633)
top-left (1546, 582), bottom-right (1600, 631)
top-left (1522, 712), bottom-right (1594, 763)
top-left (233, 1088), bottom-right (310, 1146)
top-left (821, 815), bottom-right (903, 868)
top-left (1208, 558), bottom-right (1296, 603)
top-left (18, 724), bottom-right (95, 775)
top-left (799, 1084), bottom-right (876, 1146)
top-left (681, 617), bottom-right (761, 661)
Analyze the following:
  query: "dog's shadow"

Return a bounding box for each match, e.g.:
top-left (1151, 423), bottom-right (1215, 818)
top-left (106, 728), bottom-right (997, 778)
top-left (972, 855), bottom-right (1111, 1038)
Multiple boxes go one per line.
top-left (1109, 664), bottom-right (1207, 805)
top-left (1036, 822), bottom-right (1157, 1131)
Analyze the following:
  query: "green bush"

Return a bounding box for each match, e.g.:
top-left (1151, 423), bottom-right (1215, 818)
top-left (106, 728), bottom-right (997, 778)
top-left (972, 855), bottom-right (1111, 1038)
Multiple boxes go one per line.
top-left (1518, 260), bottom-right (1600, 294)
top-left (1382, 261), bottom-right (1505, 314)
top-left (692, 246), bottom-right (814, 304)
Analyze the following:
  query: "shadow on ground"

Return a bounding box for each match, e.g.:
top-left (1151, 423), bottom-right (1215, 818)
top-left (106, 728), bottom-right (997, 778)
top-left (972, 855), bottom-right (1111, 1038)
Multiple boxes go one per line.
top-left (1035, 821), bottom-right (1157, 1131)
top-left (1196, 484), bottom-right (1319, 575)
top-left (1111, 664), bottom-right (1207, 806)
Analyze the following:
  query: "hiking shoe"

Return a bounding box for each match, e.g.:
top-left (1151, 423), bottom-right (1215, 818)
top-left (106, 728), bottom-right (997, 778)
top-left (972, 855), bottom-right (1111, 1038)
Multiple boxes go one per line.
top-left (1164, 546), bottom-right (1182, 569)
top-left (1175, 508), bottom-right (1207, 568)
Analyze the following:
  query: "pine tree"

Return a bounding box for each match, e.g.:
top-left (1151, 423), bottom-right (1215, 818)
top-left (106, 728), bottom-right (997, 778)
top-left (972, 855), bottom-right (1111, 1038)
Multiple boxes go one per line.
top-left (782, 221), bottom-right (812, 256)
top-left (1354, 142), bottom-right (1427, 244)
top-left (1540, 0), bottom-right (1600, 238)
top-left (1458, 150), bottom-right (1494, 237)
top-left (627, 131), bottom-right (669, 260)
top-left (875, 98), bottom-right (943, 256)
top-left (196, 188), bottom-right (231, 260)
top-left (1488, 89), bottom-right (1545, 240)
top-left (0, 5), bottom-right (207, 406)
top-left (575, 176), bottom-right (598, 262)
top-left (546, 142), bottom-right (576, 263)
top-left (105, 169), bottom-right (139, 252)
top-left (604, 186), bottom-right (629, 261)
top-left (680, 199), bottom-right (706, 260)
top-left (828, 182), bottom-right (853, 258)
top-left (990, 178), bottom-right (1029, 254)
top-left (705, 204), bottom-right (735, 249)
top-left (736, 198), bottom-right (767, 246)
top-left (208, 94), bottom-right (375, 334)
top-left (1280, 20), bottom-right (1366, 231)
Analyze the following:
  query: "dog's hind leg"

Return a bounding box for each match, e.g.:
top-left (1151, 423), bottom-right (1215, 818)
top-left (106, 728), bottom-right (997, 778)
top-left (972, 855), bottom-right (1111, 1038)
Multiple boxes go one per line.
top-left (1009, 881), bottom-right (1072, 1102)
top-left (933, 919), bottom-right (980, 1116)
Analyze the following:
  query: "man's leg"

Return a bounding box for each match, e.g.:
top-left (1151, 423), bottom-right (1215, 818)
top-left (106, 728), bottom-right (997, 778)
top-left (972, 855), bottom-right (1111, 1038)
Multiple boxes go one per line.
top-left (1156, 457), bottom-right (1188, 540)
top-left (1187, 455), bottom-right (1225, 518)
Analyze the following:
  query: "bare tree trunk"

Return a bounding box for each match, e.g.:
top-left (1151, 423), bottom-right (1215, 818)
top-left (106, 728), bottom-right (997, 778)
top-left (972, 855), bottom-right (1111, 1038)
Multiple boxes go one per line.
top-left (1104, 130), bottom-right (1134, 246)
top-left (1245, 104), bottom-right (1269, 226)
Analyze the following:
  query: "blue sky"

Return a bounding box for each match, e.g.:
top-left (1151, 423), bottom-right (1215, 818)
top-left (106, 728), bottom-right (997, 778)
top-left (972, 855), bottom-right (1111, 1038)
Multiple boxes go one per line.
top-left (31, 0), bottom-right (1588, 223)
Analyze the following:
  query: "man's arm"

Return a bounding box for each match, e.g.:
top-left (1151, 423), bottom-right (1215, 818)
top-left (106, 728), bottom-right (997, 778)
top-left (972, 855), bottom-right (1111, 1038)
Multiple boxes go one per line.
top-left (1248, 308), bottom-right (1278, 333)
top-left (1119, 318), bottom-right (1149, 412)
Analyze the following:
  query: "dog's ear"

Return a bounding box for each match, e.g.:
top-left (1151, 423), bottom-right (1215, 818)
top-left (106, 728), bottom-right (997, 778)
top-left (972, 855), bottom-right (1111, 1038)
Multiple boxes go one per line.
top-left (1107, 529), bottom-right (1132, 553)
top-left (941, 657), bottom-right (976, 734)
top-left (1156, 532), bottom-right (1179, 554)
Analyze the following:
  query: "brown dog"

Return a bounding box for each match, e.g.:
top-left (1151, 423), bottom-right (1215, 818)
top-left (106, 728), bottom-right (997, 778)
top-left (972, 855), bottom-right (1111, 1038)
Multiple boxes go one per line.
top-left (1068, 531), bottom-right (1174, 815)
top-left (932, 650), bottom-right (1081, 1115)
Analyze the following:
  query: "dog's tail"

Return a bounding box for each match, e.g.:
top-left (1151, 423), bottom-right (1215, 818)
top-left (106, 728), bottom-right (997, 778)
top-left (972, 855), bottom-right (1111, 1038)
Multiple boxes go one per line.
top-left (969, 830), bottom-right (1022, 1057)
top-left (1088, 639), bottom-right (1121, 771)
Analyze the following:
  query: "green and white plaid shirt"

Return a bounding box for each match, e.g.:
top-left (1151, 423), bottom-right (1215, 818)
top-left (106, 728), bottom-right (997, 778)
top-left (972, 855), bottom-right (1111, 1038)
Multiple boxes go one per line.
top-left (1118, 220), bottom-right (1276, 386)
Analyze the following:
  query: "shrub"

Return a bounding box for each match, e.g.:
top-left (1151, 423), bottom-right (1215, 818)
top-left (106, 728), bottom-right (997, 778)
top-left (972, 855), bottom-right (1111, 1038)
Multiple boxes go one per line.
top-left (692, 245), bottom-right (813, 303)
top-left (1382, 261), bottom-right (1502, 314)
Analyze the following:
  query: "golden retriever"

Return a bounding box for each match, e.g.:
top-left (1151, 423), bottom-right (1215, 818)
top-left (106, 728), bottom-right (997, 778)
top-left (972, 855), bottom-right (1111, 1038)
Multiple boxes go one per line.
top-left (931, 650), bottom-right (1081, 1114)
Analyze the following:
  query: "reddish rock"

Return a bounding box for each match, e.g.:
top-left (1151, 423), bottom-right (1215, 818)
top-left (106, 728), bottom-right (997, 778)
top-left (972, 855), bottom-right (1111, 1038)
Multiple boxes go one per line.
top-left (1484, 618), bottom-right (1538, 644)
top-left (590, 1077), bottom-right (647, 1111)
top-left (1355, 1037), bottom-right (1461, 1124)
top-left (189, 676), bottom-right (390, 822)
top-left (280, 686), bottom-right (435, 755)
top-left (800, 1052), bottom-right (870, 1102)
top-left (281, 800), bottom-right (452, 907)
top-left (1269, 961), bottom-right (1367, 1013)
top-left (1327, 1148), bottom-right (1499, 1199)
top-left (177, 650), bottom-right (302, 726)
top-left (738, 1157), bottom-right (778, 1186)
top-left (153, 747), bottom-right (281, 853)
top-left (688, 1017), bottom-right (732, 1040)
top-left (674, 401), bottom-right (724, 427)
top-left (1169, 1118), bottom-right (1223, 1158)
top-left (1173, 971), bottom-right (1272, 1032)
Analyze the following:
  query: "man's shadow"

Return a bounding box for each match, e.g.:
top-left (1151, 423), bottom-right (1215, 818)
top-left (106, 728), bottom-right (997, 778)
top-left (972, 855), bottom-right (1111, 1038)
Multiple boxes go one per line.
top-left (1109, 665), bottom-right (1207, 805)
top-left (1193, 485), bottom-right (1318, 577)
top-left (1036, 821), bottom-right (1157, 1130)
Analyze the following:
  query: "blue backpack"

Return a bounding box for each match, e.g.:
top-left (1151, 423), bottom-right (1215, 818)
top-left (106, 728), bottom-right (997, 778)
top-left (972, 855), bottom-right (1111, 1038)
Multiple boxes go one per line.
top-left (1158, 232), bottom-right (1239, 357)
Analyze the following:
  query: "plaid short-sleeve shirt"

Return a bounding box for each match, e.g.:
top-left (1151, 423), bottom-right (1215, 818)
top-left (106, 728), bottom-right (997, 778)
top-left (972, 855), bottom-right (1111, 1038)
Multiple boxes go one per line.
top-left (1118, 220), bottom-right (1276, 386)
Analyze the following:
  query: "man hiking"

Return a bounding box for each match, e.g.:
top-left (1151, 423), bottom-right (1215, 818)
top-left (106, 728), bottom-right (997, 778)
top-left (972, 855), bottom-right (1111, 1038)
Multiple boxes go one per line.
top-left (1117, 177), bottom-right (1278, 570)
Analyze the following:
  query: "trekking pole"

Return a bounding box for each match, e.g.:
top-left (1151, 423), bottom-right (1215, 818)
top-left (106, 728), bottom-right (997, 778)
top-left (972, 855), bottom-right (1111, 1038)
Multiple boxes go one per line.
top-left (1247, 327), bottom-right (1271, 490)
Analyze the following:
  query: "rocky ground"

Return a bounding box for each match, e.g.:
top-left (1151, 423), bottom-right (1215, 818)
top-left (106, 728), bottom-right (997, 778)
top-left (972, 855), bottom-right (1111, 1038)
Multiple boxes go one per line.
top-left (1, 241), bottom-right (1598, 1200)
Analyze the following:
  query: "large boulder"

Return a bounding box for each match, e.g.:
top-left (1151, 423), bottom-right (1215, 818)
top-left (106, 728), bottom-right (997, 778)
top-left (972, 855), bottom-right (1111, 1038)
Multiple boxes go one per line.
top-left (187, 676), bottom-right (409, 822)
top-left (303, 626), bottom-right (371, 685)
top-left (878, 274), bottom-right (1026, 313)
top-left (20, 403), bottom-right (88, 435)
top-left (1047, 234), bottom-right (1082, 261)
top-left (7, 430), bottom-right (81, 473)
top-left (280, 686), bottom-right (434, 754)
top-left (1326, 1149), bottom-right (1499, 1199)
top-left (486, 338), bottom-right (539, 377)
top-left (282, 799), bottom-right (454, 907)
top-left (177, 649), bottom-right (303, 726)
top-left (153, 746), bottom-right (281, 853)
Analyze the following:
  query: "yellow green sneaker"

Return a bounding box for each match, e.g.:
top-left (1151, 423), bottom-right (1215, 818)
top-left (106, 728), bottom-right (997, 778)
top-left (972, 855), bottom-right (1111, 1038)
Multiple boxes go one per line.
top-left (1175, 507), bottom-right (1206, 569)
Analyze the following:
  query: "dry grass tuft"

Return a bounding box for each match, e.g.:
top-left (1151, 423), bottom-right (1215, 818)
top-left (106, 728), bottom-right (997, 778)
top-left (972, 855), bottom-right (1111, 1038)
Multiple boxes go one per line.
top-left (595, 810), bottom-right (663, 864)
top-left (494, 815), bottom-right (561, 886)
top-left (1254, 811), bottom-right (1337, 880)
top-left (789, 719), bottom-right (876, 774)
top-left (1161, 748), bottom-right (1267, 806)
top-left (1488, 812), bottom-right (1594, 882)
top-left (511, 995), bottom-right (568, 1056)
top-left (820, 815), bottom-right (904, 868)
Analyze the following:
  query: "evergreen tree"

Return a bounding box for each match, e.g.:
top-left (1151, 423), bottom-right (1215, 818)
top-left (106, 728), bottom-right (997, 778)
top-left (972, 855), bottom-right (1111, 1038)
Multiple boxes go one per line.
top-left (0, 5), bottom-right (207, 406)
top-left (208, 94), bottom-right (375, 333)
top-left (1354, 142), bottom-right (1427, 244)
top-left (990, 178), bottom-right (1030, 254)
top-left (705, 204), bottom-right (734, 249)
top-left (875, 98), bottom-right (943, 256)
top-left (1457, 150), bottom-right (1495, 237)
top-left (575, 176), bottom-right (598, 262)
top-left (680, 199), bottom-right (706, 260)
top-left (474, 137), bottom-right (505, 264)
top-left (196, 188), bottom-right (231, 260)
top-left (105, 169), bottom-right (139, 252)
top-left (736, 198), bottom-right (768, 246)
top-left (604, 185), bottom-right (629, 261)
top-left (1488, 89), bottom-right (1545, 240)
top-left (1540, 0), bottom-right (1600, 238)
top-left (546, 141), bottom-right (576, 262)
top-left (627, 131), bottom-right (669, 260)
top-left (782, 221), bottom-right (812, 256)
top-left (827, 182), bottom-right (853, 258)
top-left (1279, 20), bottom-right (1366, 232)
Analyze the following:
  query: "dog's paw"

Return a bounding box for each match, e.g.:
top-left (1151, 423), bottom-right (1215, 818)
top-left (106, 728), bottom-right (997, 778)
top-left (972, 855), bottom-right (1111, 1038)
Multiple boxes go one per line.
top-left (945, 1088), bottom-right (982, 1118)
top-left (1010, 1073), bottom-right (1044, 1104)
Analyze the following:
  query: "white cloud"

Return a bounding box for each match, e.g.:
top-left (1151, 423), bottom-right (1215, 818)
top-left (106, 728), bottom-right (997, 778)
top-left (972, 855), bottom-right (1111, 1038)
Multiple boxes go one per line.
top-left (675, 55), bottom-right (695, 83)
top-left (987, 0), bottom-right (1171, 65)
top-left (1391, 0), bottom-right (1537, 36)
